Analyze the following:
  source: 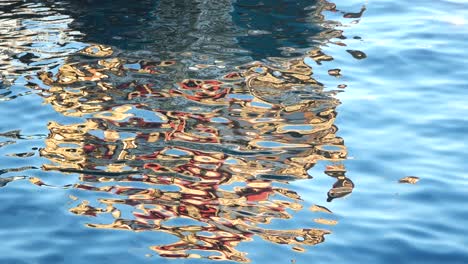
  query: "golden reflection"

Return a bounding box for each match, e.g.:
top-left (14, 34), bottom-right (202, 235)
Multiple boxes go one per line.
top-left (21, 1), bottom-right (369, 261)
top-left (399, 176), bottom-right (420, 184)
top-left (314, 218), bottom-right (338, 225)
top-left (28, 42), bottom-right (354, 261)
top-left (310, 204), bottom-right (333, 214)
top-left (79, 44), bottom-right (114, 58)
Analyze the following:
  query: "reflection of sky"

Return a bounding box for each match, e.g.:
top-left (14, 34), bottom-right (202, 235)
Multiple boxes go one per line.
top-left (0, 1), bottom-right (84, 76)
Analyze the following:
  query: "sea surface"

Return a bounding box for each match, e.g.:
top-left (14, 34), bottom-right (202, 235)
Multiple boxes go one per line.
top-left (0, 0), bottom-right (467, 263)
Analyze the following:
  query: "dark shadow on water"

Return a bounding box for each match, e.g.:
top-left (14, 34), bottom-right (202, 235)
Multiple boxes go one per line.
top-left (36, 0), bottom-right (324, 59)
top-left (233, 0), bottom-right (323, 59)
top-left (64, 0), bottom-right (200, 52)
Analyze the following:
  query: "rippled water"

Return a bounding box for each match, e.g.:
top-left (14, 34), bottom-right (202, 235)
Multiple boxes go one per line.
top-left (0, 0), bottom-right (467, 263)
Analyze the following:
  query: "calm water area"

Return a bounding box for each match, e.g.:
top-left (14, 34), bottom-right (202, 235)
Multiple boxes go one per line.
top-left (0, 0), bottom-right (467, 263)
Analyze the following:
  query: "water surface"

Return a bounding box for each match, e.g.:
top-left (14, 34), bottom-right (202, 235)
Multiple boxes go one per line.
top-left (0, 0), bottom-right (467, 263)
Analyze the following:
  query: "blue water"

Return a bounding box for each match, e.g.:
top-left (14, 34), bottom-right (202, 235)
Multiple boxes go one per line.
top-left (0, 0), bottom-right (467, 263)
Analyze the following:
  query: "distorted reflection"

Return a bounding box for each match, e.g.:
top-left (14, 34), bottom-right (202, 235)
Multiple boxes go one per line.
top-left (27, 42), bottom-right (352, 261)
top-left (0, 0), bottom-right (368, 262)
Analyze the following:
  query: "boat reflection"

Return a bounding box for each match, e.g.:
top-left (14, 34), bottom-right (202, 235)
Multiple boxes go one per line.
top-left (26, 41), bottom-right (353, 261)
top-left (9, 0), bottom-right (365, 262)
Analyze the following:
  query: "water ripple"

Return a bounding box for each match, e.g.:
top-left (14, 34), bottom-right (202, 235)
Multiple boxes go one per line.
top-left (1, 0), bottom-right (467, 263)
